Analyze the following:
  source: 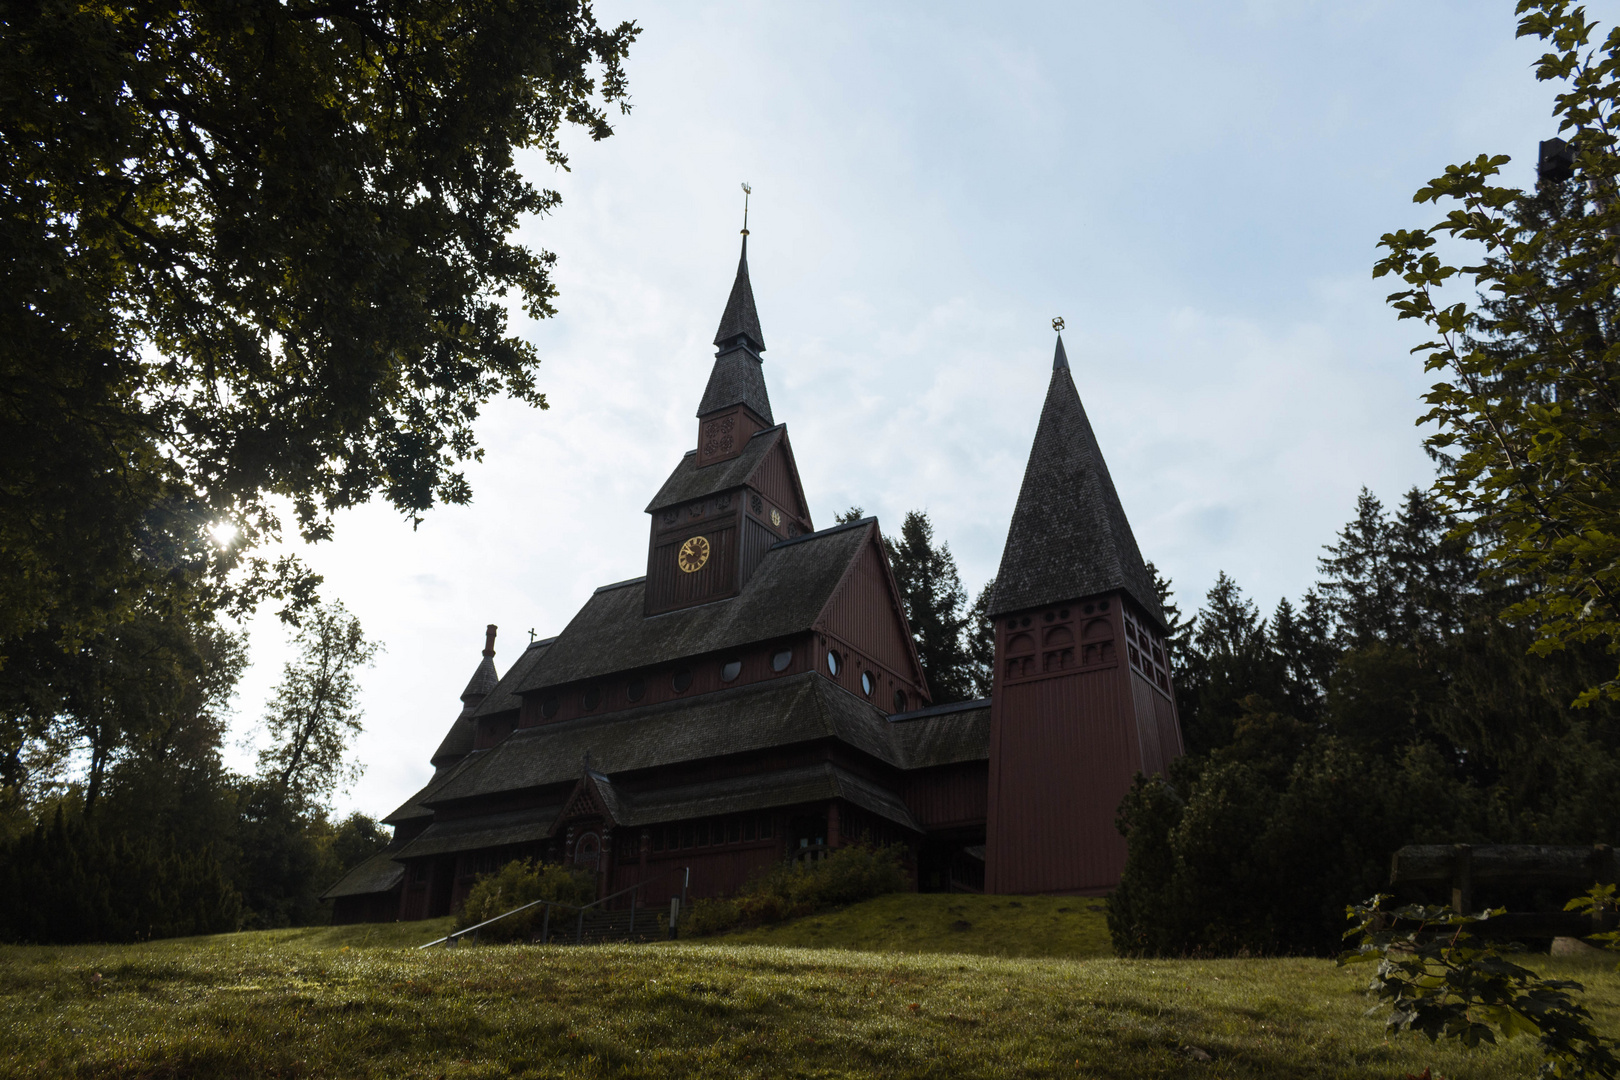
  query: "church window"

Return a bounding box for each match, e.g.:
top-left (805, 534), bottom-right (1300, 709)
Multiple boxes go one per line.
top-left (582, 686), bottom-right (601, 711)
top-left (759, 815), bottom-right (774, 838)
top-left (626, 678), bottom-right (645, 702)
top-left (541, 695), bottom-right (560, 719)
top-left (1083, 603), bottom-right (1095, 615)
top-left (652, 830), bottom-right (664, 853)
top-left (893, 689), bottom-right (907, 712)
top-left (696, 821), bottom-right (710, 846)
top-left (861, 671), bottom-right (874, 696)
top-left (672, 668), bottom-right (693, 693)
top-left (771, 648), bottom-right (793, 672)
top-left (1060, 608), bottom-right (1070, 619)
top-left (1099, 599), bottom-right (1110, 611)
top-left (574, 832), bottom-right (600, 868)
top-left (1044, 611), bottom-right (1055, 622)
top-left (680, 826), bottom-right (692, 848)
top-left (743, 818), bottom-right (756, 841)
top-left (1020, 616), bottom-right (1032, 627)
top-left (826, 650), bottom-right (841, 676)
top-left (728, 819), bottom-right (741, 843)
top-left (750, 493), bottom-right (763, 514)
top-left (410, 862), bottom-right (429, 884)
top-left (721, 660), bottom-right (742, 682)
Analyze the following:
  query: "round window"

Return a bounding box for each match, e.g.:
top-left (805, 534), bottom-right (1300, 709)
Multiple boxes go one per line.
top-left (892, 689), bottom-right (907, 712)
top-left (672, 668), bottom-right (693, 693)
top-left (721, 660), bottom-right (742, 682)
top-left (541, 695), bottom-right (560, 719)
top-left (771, 649), bottom-right (793, 672)
top-left (826, 651), bottom-right (840, 676)
top-left (582, 686), bottom-right (601, 711)
top-left (626, 678), bottom-right (645, 703)
top-left (861, 671), bottom-right (874, 696)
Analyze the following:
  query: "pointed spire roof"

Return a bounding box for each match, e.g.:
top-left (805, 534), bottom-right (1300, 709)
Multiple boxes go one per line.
top-left (987, 335), bottom-right (1166, 628)
top-left (713, 236), bottom-right (765, 353)
top-left (697, 235), bottom-right (774, 422)
top-left (460, 624), bottom-right (500, 702)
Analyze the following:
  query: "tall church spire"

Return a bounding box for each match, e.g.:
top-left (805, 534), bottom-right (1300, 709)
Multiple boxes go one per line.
top-left (987, 334), bottom-right (1164, 628)
top-left (697, 228), bottom-right (773, 424)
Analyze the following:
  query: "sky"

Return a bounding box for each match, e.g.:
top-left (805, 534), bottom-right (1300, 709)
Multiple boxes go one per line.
top-left (223, 1), bottom-right (1569, 820)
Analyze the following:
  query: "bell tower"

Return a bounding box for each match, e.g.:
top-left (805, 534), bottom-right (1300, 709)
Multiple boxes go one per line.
top-left (642, 230), bottom-right (812, 616)
top-left (983, 333), bottom-right (1183, 895)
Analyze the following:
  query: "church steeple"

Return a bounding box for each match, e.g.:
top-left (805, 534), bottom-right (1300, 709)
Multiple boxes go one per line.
top-left (697, 232), bottom-right (773, 425)
top-left (987, 333), bottom-right (1164, 629)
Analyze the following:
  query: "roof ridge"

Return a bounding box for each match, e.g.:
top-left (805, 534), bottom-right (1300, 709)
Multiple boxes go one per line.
top-left (888, 697), bottom-right (991, 723)
top-left (593, 576), bottom-right (647, 594)
top-left (770, 516), bottom-right (872, 550)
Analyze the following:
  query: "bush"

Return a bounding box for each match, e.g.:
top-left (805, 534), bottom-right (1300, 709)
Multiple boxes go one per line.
top-left (686, 843), bottom-right (907, 936)
top-left (455, 860), bottom-right (595, 942)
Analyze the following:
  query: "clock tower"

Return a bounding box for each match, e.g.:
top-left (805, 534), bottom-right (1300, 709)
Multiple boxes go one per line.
top-left (642, 235), bottom-right (813, 617)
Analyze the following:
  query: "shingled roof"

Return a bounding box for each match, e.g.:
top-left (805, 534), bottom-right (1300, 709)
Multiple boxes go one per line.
top-left (889, 699), bottom-right (991, 769)
top-left (392, 806), bottom-right (562, 861)
top-left (319, 847), bottom-right (405, 899)
top-left (698, 237), bottom-right (773, 421)
top-left (987, 336), bottom-right (1166, 629)
top-left (426, 672), bottom-right (905, 806)
top-left (469, 637), bottom-right (555, 720)
top-left (516, 520), bottom-right (873, 693)
top-left (645, 426), bottom-right (788, 513)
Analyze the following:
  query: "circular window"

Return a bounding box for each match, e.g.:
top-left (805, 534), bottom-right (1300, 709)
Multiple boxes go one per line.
top-left (1099, 600), bottom-right (1110, 611)
top-left (1044, 611), bottom-right (1055, 622)
top-left (721, 660), bottom-right (742, 682)
top-left (1021, 616), bottom-right (1032, 627)
top-left (861, 671), bottom-right (875, 696)
top-left (826, 651), bottom-right (841, 676)
top-left (672, 668), bottom-right (694, 693)
top-left (892, 689), bottom-right (907, 712)
top-left (1060, 608), bottom-right (1070, 619)
top-left (582, 686), bottom-right (601, 711)
top-left (626, 678), bottom-right (645, 703)
top-left (771, 649), bottom-right (793, 672)
top-left (541, 695), bottom-right (560, 719)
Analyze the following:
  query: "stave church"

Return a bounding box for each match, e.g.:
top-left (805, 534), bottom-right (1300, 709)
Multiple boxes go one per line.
top-left (323, 234), bottom-right (1184, 922)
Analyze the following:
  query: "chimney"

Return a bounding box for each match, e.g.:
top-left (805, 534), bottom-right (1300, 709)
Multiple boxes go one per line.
top-left (483, 624), bottom-right (498, 658)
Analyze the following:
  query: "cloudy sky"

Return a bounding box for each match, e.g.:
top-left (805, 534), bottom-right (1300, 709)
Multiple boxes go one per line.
top-left (225, 1), bottom-right (1566, 819)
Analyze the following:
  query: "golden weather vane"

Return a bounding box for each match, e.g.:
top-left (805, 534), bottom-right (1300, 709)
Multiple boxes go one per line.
top-left (741, 182), bottom-right (752, 236)
top-left (1052, 316), bottom-right (1065, 332)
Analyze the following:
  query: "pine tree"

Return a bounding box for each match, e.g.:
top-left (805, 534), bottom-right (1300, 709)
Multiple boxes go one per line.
top-left (884, 511), bottom-right (975, 704)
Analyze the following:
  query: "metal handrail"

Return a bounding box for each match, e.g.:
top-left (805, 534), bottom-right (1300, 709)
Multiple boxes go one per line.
top-left (419, 865), bottom-right (690, 949)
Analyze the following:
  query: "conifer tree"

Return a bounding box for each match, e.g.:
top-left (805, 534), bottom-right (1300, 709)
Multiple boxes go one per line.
top-left (884, 512), bottom-right (975, 704)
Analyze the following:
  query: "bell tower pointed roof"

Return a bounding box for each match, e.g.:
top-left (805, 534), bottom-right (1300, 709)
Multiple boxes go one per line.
top-left (987, 334), bottom-right (1166, 629)
top-left (698, 234), bottom-right (774, 423)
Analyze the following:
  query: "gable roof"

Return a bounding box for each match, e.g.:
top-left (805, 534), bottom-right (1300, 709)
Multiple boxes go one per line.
top-left (425, 671), bottom-right (904, 806)
top-left (515, 520), bottom-right (874, 693)
top-left (469, 637), bottom-right (555, 720)
top-left (645, 425), bottom-right (790, 513)
top-left (987, 336), bottom-right (1166, 629)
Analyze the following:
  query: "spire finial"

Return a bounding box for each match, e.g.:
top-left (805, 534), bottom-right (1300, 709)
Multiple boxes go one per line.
top-left (740, 182), bottom-right (751, 237)
top-left (1053, 322), bottom-right (1070, 372)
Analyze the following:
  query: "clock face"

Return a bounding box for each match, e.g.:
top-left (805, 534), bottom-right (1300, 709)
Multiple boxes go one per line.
top-left (677, 535), bottom-right (711, 573)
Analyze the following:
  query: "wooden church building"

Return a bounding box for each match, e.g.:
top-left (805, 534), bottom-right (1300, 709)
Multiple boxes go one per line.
top-left (324, 237), bottom-right (1184, 922)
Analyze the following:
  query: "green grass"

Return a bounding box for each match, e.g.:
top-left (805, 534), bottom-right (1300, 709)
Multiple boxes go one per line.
top-left (696, 893), bottom-right (1115, 959)
top-left (1, 910), bottom-right (1617, 1079)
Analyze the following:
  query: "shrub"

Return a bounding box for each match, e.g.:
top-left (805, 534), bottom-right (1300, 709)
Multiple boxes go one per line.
top-left (455, 860), bottom-right (595, 942)
top-left (686, 843), bottom-right (907, 936)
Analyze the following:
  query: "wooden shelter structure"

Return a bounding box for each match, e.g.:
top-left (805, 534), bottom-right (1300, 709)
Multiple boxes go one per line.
top-left (324, 239), bottom-right (1183, 922)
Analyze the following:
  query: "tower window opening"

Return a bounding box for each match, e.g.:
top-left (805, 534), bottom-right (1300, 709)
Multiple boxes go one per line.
top-left (721, 660), bottom-right (742, 682)
top-left (771, 649), bottom-right (793, 672)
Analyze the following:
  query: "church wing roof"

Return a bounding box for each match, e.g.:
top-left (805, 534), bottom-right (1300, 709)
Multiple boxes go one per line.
top-left (987, 337), bottom-right (1166, 628)
top-left (382, 750), bottom-right (487, 824)
top-left (470, 637), bottom-right (555, 720)
top-left (645, 426), bottom-right (783, 512)
top-left (429, 717), bottom-right (476, 769)
top-left (391, 806), bottom-right (562, 861)
top-left (424, 672), bottom-right (902, 806)
top-left (614, 762), bottom-right (920, 832)
top-left (888, 699), bottom-right (992, 768)
top-left (516, 521), bottom-right (872, 693)
top-left (319, 847), bottom-right (405, 899)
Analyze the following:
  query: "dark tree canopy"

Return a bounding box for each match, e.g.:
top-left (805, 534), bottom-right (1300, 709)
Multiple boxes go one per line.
top-left (1376, 1), bottom-right (1620, 702)
top-left (0, 0), bottom-right (638, 654)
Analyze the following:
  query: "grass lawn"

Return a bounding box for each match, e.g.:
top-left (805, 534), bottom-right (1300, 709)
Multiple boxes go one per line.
top-left (1, 904), bottom-right (1616, 1079)
top-left (695, 893), bottom-right (1115, 959)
